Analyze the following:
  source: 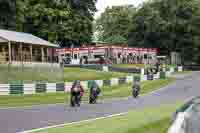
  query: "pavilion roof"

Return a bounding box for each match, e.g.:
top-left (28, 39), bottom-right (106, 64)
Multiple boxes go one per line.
top-left (0, 29), bottom-right (58, 47)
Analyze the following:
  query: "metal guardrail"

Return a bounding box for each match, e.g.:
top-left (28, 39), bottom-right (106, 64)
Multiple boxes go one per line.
top-left (184, 65), bottom-right (200, 71)
top-left (64, 64), bottom-right (141, 74)
top-left (108, 66), bottom-right (141, 74)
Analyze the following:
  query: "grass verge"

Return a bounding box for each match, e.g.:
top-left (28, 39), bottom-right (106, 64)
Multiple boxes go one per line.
top-left (0, 66), bottom-right (129, 83)
top-left (0, 78), bottom-right (175, 107)
top-left (64, 67), bottom-right (129, 82)
top-left (33, 103), bottom-right (180, 133)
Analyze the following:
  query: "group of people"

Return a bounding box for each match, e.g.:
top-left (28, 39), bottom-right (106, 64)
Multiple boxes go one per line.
top-left (69, 80), bottom-right (141, 107)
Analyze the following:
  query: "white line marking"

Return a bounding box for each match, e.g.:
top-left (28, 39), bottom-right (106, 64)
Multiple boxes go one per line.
top-left (19, 112), bottom-right (128, 133)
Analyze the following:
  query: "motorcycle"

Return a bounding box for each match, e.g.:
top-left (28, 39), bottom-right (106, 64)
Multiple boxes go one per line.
top-left (133, 89), bottom-right (139, 98)
top-left (89, 87), bottom-right (100, 104)
top-left (132, 85), bottom-right (140, 98)
top-left (70, 92), bottom-right (81, 107)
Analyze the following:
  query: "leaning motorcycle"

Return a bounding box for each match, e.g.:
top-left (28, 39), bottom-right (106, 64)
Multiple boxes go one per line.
top-left (70, 93), bottom-right (81, 107)
top-left (132, 89), bottom-right (139, 98)
top-left (89, 89), bottom-right (99, 104)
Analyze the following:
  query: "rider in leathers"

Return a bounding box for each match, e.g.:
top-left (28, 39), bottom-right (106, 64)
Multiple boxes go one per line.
top-left (70, 80), bottom-right (84, 107)
top-left (89, 81), bottom-right (101, 104)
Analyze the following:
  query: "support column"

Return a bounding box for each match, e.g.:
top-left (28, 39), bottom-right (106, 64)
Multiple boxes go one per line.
top-left (30, 45), bottom-right (32, 62)
top-left (41, 47), bottom-right (44, 62)
top-left (8, 41), bottom-right (11, 64)
top-left (20, 43), bottom-right (23, 62)
top-left (47, 47), bottom-right (49, 62)
top-left (11, 44), bottom-right (15, 61)
top-left (50, 48), bottom-right (53, 63)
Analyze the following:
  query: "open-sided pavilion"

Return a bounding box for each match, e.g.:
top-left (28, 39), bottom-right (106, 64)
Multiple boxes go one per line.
top-left (0, 29), bottom-right (58, 65)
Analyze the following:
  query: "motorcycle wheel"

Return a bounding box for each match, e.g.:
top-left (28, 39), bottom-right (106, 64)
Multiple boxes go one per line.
top-left (133, 91), bottom-right (138, 98)
top-left (70, 96), bottom-right (76, 107)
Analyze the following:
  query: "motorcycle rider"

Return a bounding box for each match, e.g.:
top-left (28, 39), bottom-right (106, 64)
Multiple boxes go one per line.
top-left (132, 80), bottom-right (141, 98)
top-left (89, 81), bottom-right (101, 104)
top-left (70, 80), bottom-right (84, 107)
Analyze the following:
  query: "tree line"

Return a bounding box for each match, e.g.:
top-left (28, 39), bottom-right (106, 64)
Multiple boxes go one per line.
top-left (1, 0), bottom-right (200, 63)
top-left (95, 0), bottom-right (200, 64)
top-left (0, 0), bottom-right (97, 44)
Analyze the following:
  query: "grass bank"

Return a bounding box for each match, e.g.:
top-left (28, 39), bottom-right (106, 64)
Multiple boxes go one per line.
top-left (0, 78), bottom-right (174, 107)
top-left (0, 66), bottom-right (128, 83)
top-left (64, 67), bottom-right (129, 82)
top-left (34, 103), bottom-right (180, 133)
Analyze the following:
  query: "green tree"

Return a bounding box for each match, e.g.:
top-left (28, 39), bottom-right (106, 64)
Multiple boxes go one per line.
top-left (95, 5), bottom-right (136, 43)
top-left (0, 0), bottom-right (97, 44)
top-left (128, 0), bottom-right (200, 63)
top-left (0, 0), bottom-right (16, 30)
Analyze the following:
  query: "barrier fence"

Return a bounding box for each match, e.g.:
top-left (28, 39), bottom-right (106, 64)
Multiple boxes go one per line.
top-left (0, 66), bottom-right (183, 96)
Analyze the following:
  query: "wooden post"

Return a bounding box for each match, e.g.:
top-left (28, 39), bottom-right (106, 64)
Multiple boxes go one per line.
top-left (30, 45), bottom-right (32, 62)
top-left (8, 41), bottom-right (11, 64)
top-left (50, 48), bottom-right (52, 63)
top-left (11, 44), bottom-right (15, 61)
top-left (41, 47), bottom-right (44, 62)
top-left (20, 43), bottom-right (23, 62)
top-left (51, 48), bottom-right (54, 63)
top-left (47, 47), bottom-right (49, 62)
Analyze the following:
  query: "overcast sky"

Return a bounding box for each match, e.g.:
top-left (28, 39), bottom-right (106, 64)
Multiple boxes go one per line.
top-left (95, 0), bottom-right (146, 18)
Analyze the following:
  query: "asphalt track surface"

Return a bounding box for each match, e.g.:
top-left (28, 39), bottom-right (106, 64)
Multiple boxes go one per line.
top-left (0, 72), bottom-right (199, 133)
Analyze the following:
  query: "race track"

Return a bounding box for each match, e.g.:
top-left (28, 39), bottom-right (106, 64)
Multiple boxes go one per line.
top-left (0, 72), bottom-right (199, 133)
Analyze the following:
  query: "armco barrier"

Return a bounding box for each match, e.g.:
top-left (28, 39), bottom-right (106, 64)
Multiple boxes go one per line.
top-left (134, 76), bottom-right (141, 82)
top-left (111, 78), bottom-right (119, 86)
top-left (126, 76), bottom-right (134, 83)
top-left (118, 77), bottom-right (126, 84)
top-left (56, 83), bottom-right (65, 92)
top-left (10, 82), bottom-right (23, 95)
top-left (141, 75), bottom-right (148, 81)
top-left (24, 84), bottom-right (35, 95)
top-left (80, 65), bottom-right (141, 74)
top-left (80, 64), bottom-right (103, 71)
top-left (103, 80), bottom-right (111, 86)
top-left (35, 83), bottom-right (46, 93)
top-left (0, 66), bottom-right (181, 95)
top-left (183, 65), bottom-right (200, 71)
top-left (108, 66), bottom-right (141, 74)
top-left (160, 72), bottom-right (166, 79)
top-left (170, 67), bottom-right (175, 73)
top-left (46, 83), bottom-right (56, 93)
top-left (153, 73), bottom-right (160, 80)
top-left (178, 66), bottom-right (183, 72)
top-left (0, 84), bottom-right (9, 95)
top-left (147, 74), bottom-right (154, 80)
